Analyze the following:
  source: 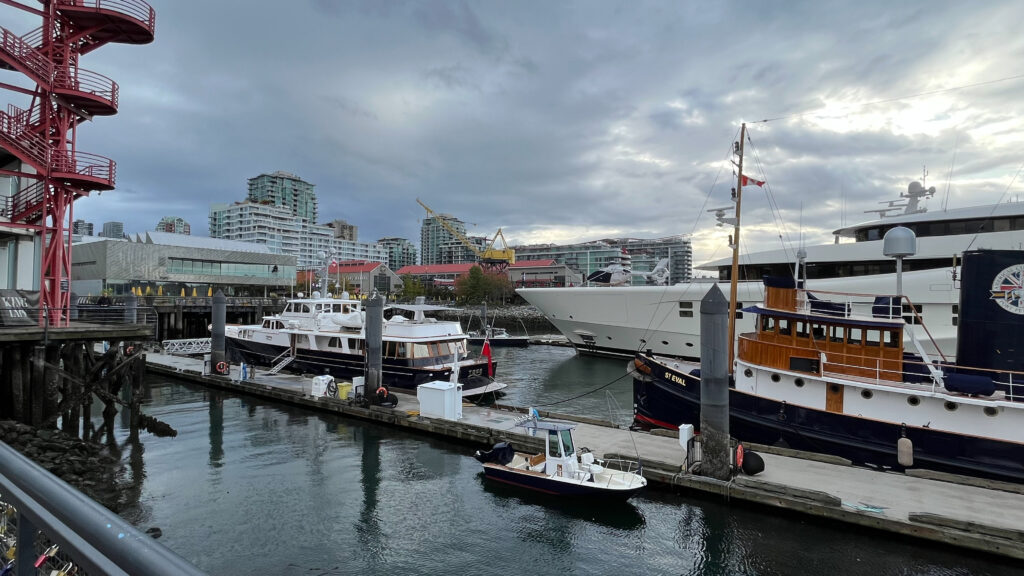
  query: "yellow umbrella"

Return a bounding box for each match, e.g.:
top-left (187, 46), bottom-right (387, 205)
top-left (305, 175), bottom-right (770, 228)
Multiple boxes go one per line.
top-left (157, 285), bottom-right (163, 296)
top-left (191, 287), bottom-right (197, 297)
top-left (146, 286), bottom-right (152, 295)
top-left (207, 286), bottom-right (213, 297)
top-left (181, 288), bottom-right (186, 297)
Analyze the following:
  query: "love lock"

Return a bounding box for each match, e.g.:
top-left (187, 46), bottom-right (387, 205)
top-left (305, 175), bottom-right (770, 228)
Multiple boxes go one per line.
top-left (34, 544), bottom-right (59, 568)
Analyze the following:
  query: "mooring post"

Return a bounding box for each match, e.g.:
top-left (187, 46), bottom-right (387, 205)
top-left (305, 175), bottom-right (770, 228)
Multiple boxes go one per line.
top-left (699, 284), bottom-right (731, 480)
top-left (211, 290), bottom-right (227, 374)
top-left (69, 291), bottom-right (78, 320)
top-left (125, 292), bottom-right (138, 324)
top-left (43, 343), bottom-right (60, 427)
top-left (365, 294), bottom-right (384, 391)
top-left (31, 344), bottom-right (45, 427)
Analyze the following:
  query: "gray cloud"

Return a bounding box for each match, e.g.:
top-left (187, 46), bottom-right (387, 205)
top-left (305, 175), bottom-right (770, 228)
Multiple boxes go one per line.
top-left (7, 0), bottom-right (1017, 265)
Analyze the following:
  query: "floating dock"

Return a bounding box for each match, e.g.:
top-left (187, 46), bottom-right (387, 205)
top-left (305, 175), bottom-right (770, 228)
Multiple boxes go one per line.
top-left (144, 351), bottom-right (1024, 561)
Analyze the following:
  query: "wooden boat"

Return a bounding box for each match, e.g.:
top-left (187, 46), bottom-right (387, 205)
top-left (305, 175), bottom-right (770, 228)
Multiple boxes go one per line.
top-left (474, 418), bottom-right (646, 499)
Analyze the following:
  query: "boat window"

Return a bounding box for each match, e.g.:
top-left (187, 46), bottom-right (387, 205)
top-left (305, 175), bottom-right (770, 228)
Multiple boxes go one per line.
top-left (865, 329), bottom-right (880, 347)
top-left (866, 228), bottom-right (881, 241)
top-left (547, 430), bottom-right (562, 457)
top-left (830, 326), bottom-right (845, 343)
top-left (396, 342), bottom-right (408, 357)
top-left (328, 337), bottom-right (341, 349)
top-left (300, 304), bottom-right (311, 313)
top-left (812, 325), bottom-right (825, 341)
top-left (778, 319), bottom-right (792, 336)
top-left (559, 429), bottom-right (575, 457)
top-left (847, 328), bottom-right (863, 345)
top-left (761, 316), bottom-right (776, 333)
top-left (796, 322), bottom-right (809, 338)
top-left (413, 343), bottom-right (430, 358)
top-left (350, 339), bottom-right (364, 353)
top-left (884, 330), bottom-right (900, 348)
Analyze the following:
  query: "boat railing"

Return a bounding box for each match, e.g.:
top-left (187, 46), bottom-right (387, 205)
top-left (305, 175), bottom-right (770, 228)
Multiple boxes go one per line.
top-left (594, 458), bottom-right (644, 487)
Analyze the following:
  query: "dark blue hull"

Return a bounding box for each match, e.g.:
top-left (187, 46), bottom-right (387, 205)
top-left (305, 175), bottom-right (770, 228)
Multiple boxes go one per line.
top-left (226, 337), bottom-right (499, 395)
top-left (633, 354), bottom-right (1024, 484)
top-left (481, 464), bottom-right (644, 500)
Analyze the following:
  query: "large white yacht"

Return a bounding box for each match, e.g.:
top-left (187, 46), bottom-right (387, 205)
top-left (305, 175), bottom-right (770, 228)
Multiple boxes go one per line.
top-left (518, 181), bottom-right (1024, 361)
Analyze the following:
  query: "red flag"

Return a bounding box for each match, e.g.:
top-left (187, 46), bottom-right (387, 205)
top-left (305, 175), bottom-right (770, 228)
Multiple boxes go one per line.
top-left (481, 339), bottom-right (493, 378)
top-left (741, 174), bottom-right (765, 187)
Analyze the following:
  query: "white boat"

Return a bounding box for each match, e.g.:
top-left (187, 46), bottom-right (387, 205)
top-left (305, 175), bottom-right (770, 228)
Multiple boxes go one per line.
top-left (519, 181), bottom-right (1024, 361)
top-left (225, 293), bottom-right (507, 398)
top-left (474, 418), bottom-right (647, 499)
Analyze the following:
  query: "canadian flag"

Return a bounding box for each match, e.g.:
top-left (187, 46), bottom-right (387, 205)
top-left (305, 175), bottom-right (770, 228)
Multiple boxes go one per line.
top-left (481, 339), bottom-right (494, 378)
top-left (741, 174), bottom-right (765, 187)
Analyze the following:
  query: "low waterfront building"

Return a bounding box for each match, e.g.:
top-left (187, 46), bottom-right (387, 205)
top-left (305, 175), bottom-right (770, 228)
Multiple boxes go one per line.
top-left (395, 263), bottom-right (474, 289)
top-left (515, 235), bottom-right (693, 285)
top-left (297, 260), bottom-right (402, 297)
top-left (71, 231), bottom-right (296, 297)
top-left (508, 259), bottom-right (582, 288)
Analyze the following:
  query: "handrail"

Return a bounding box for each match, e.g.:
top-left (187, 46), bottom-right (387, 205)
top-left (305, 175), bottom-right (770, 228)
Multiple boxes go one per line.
top-left (53, 66), bottom-right (119, 107)
top-left (51, 149), bottom-right (116, 182)
top-left (0, 25), bottom-right (52, 81)
top-left (0, 442), bottom-right (205, 575)
top-left (57, 0), bottom-right (157, 34)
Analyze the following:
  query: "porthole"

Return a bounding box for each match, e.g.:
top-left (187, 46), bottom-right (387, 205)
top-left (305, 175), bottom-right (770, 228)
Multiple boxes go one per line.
top-left (606, 336), bottom-right (613, 340)
top-left (794, 378), bottom-right (805, 387)
top-left (984, 406), bottom-right (999, 417)
top-left (685, 342), bottom-right (694, 347)
top-left (907, 396), bottom-right (920, 407)
top-left (662, 340), bottom-right (669, 346)
top-left (944, 401), bottom-right (958, 412)
top-left (829, 384), bottom-right (841, 395)
top-left (770, 373), bottom-right (781, 383)
top-left (744, 368), bottom-right (753, 378)
top-left (861, 389), bottom-right (873, 400)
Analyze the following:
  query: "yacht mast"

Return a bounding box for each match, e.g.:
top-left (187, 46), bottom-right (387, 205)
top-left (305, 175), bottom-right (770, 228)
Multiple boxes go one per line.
top-left (727, 123), bottom-right (746, 373)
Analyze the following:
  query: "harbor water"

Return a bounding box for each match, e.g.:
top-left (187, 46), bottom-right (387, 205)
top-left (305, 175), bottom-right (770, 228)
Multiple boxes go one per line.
top-left (107, 346), bottom-right (1015, 575)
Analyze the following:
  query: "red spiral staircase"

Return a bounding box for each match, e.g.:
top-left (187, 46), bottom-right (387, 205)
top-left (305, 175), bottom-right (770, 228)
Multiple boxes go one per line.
top-left (0, 0), bottom-right (155, 325)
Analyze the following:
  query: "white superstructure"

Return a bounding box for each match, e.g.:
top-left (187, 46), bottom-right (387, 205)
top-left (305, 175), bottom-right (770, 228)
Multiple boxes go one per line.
top-left (519, 183), bottom-right (1024, 360)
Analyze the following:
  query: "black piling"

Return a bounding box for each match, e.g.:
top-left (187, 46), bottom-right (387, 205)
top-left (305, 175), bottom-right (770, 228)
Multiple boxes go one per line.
top-left (699, 284), bottom-right (731, 480)
top-left (210, 290), bottom-right (226, 374)
top-left (365, 294), bottom-right (384, 391)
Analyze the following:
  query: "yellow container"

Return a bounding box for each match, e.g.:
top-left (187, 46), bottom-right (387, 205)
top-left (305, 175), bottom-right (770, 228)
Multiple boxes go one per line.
top-left (337, 382), bottom-right (353, 399)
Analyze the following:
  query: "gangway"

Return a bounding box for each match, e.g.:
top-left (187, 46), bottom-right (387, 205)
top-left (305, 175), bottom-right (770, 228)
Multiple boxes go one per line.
top-left (162, 338), bottom-right (211, 355)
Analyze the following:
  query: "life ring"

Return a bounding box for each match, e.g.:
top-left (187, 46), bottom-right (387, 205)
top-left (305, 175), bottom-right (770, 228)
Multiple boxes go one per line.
top-left (735, 444), bottom-right (745, 469)
top-left (125, 346), bottom-right (134, 355)
top-left (216, 361), bottom-right (228, 374)
top-left (376, 386), bottom-right (388, 397)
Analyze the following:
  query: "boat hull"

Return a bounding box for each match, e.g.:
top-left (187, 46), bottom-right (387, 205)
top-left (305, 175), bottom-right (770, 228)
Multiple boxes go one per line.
top-left (633, 354), bottom-right (1024, 483)
top-left (226, 337), bottom-right (499, 396)
top-left (467, 336), bottom-right (530, 348)
top-left (481, 463), bottom-right (645, 499)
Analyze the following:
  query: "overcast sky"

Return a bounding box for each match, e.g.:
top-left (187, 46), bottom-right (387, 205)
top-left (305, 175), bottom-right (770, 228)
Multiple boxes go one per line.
top-left (12, 1), bottom-right (1024, 266)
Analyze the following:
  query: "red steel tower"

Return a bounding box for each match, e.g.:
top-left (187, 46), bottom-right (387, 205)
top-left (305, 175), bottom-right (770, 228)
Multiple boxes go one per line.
top-left (0, 0), bottom-right (155, 325)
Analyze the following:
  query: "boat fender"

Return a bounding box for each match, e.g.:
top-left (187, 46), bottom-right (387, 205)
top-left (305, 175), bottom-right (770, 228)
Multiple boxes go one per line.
top-left (216, 361), bottom-right (228, 374)
top-left (741, 451), bottom-right (765, 476)
top-left (735, 444), bottom-right (744, 469)
top-left (897, 424), bottom-right (914, 467)
top-left (376, 386), bottom-right (388, 398)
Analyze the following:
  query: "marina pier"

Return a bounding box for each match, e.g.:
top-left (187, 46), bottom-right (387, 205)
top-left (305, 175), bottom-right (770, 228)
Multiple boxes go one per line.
top-left (144, 350), bottom-right (1024, 562)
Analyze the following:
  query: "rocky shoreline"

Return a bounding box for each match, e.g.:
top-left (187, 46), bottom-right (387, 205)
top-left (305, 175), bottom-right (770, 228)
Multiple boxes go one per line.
top-left (1, 421), bottom-right (124, 511)
top-left (429, 304), bottom-right (557, 335)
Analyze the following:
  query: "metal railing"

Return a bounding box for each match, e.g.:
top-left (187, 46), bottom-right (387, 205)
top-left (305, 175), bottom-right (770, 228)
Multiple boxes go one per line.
top-left (0, 442), bottom-right (205, 575)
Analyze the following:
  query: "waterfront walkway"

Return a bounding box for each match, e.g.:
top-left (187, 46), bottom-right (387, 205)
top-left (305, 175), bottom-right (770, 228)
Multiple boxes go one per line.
top-left (143, 351), bottom-right (1024, 561)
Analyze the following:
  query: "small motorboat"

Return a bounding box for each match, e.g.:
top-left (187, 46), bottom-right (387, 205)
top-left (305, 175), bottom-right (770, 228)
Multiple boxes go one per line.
top-left (467, 326), bottom-right (530, 348)
top-left (474, 418), bottom-right (646, 499)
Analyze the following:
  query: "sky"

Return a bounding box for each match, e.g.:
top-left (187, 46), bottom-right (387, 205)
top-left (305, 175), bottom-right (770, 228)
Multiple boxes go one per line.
top-left (7, 0), bottom-right (1024, 267)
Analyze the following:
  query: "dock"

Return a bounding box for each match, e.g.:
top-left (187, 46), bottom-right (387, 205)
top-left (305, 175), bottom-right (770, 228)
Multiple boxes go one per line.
top-left (144, 351), bottom-right (1024, 561)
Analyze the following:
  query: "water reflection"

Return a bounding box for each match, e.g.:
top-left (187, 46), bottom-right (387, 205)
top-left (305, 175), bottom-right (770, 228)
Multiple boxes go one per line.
top-left (479, 476), bottom-right (647, 532)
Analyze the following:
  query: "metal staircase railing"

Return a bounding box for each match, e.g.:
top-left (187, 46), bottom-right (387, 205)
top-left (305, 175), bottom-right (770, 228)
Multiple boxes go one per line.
top-left (0, 106), bottom-right (49, 171)
top-left (266, 353), bottom-right (295, 375)
top-left (2, 179), bottom-right (48, 223)
top-left (0, 25), bottom-right (52, 84)
top-left (161, 338), bottom-right (211, 355)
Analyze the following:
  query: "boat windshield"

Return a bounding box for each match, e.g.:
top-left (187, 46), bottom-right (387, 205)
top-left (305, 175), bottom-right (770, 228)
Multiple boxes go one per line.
top-left (559, 429), bottom-right (574, 456)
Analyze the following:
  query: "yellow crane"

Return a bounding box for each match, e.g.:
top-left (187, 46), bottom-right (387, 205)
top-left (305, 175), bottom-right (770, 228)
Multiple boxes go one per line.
top-left (416, 198), bottom-right (515, 271)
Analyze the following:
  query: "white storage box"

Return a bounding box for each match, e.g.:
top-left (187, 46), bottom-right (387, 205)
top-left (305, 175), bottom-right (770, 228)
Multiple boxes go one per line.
top-left (417, 380), bottom-right (463, 420)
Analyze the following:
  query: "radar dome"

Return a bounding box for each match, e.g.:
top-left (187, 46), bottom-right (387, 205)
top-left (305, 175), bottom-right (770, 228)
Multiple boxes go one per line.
top-left (883, 226), bottom-right (917, 257)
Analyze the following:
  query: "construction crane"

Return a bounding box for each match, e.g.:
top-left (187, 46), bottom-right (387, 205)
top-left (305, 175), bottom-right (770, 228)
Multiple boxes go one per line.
top-left (416, 198), bottom-right (515, 271)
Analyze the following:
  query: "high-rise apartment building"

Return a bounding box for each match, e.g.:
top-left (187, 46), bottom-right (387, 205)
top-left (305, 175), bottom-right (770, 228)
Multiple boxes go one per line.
top-left (101, 221), bottom-right (124, 239)
top-left (209, 201), bottom-right (386, 269)
top-left (247, 171), bottom-right (318, 223)
top-left (327, 219), bottom-right (357, 241)
top-left (420, 214), bottom-right (473, 265)
top-left (156, 216), bottom-right (191, 235)
top-left (72, 219), bottom-right (93, 236)
top-left (377, 237), bottom-right (418, 271)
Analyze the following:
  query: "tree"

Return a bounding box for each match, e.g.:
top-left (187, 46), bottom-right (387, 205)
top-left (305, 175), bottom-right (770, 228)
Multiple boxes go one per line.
top-left (399, 275), bottom-right (426, 301)
top-left (455, 266), bottom-right (513, 304)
